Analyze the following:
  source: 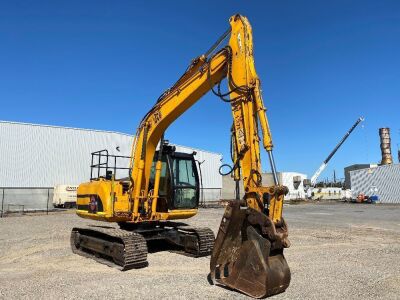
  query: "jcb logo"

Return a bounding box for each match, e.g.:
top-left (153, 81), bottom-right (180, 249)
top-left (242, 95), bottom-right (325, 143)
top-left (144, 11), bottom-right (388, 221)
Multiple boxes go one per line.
top-left (153, 110), bottom-right (162, 124)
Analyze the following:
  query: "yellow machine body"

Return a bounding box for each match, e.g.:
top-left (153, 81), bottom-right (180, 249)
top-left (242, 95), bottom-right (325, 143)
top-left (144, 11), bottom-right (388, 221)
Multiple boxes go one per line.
top-left (73, 14), bottom-right (291, 298)
top-left (77, 181), bottom-right (198, 222)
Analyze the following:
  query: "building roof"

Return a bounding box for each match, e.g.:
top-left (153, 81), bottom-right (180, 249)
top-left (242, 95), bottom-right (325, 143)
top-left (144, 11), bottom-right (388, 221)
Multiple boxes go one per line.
top-left (0, 120), bottom-right (222, 156)
top-left (0, 120), bottom-right (133, 137)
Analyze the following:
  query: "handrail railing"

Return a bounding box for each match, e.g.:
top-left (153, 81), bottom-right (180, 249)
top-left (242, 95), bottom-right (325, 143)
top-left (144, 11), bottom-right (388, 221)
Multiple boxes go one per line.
top-left (90, 149), bottom-right (131, 181)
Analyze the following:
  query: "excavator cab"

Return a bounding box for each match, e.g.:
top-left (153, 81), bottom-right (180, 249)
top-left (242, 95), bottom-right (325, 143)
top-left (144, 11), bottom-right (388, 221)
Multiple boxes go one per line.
top-left (149, 145), bottom-right (199, 212)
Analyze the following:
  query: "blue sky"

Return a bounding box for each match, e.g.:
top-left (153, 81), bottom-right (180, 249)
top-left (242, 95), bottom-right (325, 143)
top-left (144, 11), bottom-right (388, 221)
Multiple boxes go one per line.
top-left (1, 1), bottom-right (399, 180)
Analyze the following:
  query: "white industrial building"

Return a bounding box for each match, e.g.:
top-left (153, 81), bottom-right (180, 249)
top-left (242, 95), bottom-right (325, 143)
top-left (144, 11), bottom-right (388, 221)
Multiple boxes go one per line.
top-left (279, 172), bottom-right (307, 200)
top-left (0, 121), bottom-right (222, 210)
top-left (222, 171), bottom-right (307, 201)
top-left (350, 164), bottom-right (400, 204)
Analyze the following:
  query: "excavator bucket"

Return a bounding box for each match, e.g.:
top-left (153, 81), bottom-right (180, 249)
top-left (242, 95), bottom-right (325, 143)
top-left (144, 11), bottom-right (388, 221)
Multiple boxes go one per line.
top-left (210, 201), bottom-right (290, 298)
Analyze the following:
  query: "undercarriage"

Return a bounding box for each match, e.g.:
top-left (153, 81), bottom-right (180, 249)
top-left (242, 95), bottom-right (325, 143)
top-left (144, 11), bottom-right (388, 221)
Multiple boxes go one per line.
top-left (70, 222), bottom-right (215, 270)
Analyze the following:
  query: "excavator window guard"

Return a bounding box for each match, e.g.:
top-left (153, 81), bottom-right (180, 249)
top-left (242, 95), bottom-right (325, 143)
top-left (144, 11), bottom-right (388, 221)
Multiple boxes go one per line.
top-left (90, 149), bottom-right (131, 181)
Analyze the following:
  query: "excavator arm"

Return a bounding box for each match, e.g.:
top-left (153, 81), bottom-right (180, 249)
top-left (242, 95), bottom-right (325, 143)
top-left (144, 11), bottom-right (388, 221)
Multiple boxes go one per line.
top-left (129, 14), bottom-right (290, 298)
top-left (129, 49), bottom-right (227, 220)
top-left (130, 14), bottom-right (284, 222)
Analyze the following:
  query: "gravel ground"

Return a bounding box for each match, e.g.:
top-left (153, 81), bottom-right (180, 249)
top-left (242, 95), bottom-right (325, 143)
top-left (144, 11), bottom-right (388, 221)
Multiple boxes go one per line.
top-left (0, 203), bottom-right (399, 299)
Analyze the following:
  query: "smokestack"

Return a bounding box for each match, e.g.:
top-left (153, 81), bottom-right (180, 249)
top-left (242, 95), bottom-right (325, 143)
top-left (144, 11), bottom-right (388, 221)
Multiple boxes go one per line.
top-left (379, 128), bottom-right (393, 165)
top-left (398, 149), bottom-right (400, 163)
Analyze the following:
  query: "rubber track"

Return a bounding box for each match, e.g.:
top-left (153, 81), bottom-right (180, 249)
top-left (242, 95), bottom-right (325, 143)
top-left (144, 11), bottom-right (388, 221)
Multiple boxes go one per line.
top-left (71, 227), bottom-right (148, 270)
top-left (177, 226), bottom-right (215, 257)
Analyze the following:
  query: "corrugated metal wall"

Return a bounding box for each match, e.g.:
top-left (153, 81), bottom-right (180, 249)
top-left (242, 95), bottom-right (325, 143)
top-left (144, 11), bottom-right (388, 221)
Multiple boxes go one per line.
top-left (350, 164), bottom-right (400, 203)
top-left (0, 121), bottom-right (222, 204)
top-left (174, 144), bottom-right (222, 188)
top-left (0, 121), bottom-right (133, 187)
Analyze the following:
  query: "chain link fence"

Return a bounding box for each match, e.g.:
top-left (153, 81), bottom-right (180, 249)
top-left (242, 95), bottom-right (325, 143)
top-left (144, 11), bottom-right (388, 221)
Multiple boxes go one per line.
top-left (0, 187), bottom-right (54, 217)
top-left (0, 187), bottom-right (223, 217)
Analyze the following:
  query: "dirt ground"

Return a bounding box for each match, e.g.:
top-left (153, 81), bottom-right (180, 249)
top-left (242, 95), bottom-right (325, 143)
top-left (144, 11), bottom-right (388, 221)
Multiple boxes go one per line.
top-left (0, 203), bottom-right (399, 299)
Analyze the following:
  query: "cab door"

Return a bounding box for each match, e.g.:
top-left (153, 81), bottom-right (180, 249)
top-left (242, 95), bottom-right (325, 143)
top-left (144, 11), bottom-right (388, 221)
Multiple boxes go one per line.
top-left (170, 154), bottom-right (199, 209)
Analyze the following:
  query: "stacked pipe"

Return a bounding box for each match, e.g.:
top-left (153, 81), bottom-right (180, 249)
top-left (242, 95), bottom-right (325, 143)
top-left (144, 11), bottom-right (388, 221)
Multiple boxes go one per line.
top-left (379, 128), bottom-right (392, 165)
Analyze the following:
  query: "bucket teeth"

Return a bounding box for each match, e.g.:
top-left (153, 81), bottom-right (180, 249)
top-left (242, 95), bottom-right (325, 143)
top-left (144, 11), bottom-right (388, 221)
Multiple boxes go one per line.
top-left (210, 202), bottom-right (291, 298)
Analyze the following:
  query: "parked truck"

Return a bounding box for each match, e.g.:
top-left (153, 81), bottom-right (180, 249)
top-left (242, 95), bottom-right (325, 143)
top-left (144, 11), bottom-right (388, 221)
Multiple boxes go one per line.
top-left (53, 185), bottom-right (78, 208)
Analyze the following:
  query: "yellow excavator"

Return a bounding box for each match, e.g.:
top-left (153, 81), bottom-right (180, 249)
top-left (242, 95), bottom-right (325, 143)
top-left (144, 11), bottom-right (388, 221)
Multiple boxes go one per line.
top-left (71, 14), bottom-right (290, 298)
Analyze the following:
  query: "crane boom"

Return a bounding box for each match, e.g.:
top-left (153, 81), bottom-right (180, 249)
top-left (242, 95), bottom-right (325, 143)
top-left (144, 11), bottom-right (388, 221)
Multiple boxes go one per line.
top-left (310, 116), bottom-right (364, 185)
